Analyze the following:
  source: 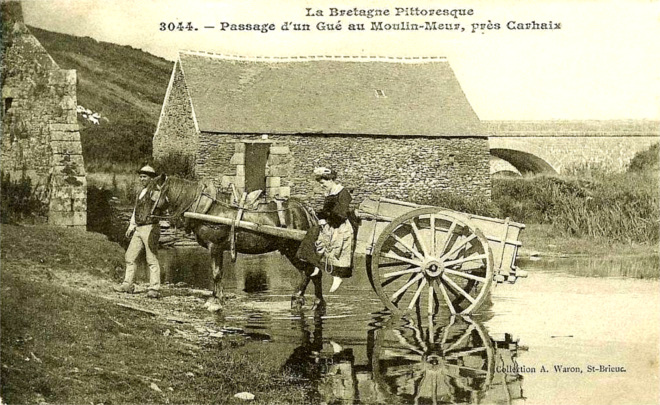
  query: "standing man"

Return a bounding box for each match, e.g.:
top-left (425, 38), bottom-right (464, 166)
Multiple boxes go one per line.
top-left (113, 165), bottom-right (164, 298)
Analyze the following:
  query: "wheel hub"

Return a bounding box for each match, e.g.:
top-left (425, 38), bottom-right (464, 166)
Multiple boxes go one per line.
top-left (423, 258), bottom-right (444, 278)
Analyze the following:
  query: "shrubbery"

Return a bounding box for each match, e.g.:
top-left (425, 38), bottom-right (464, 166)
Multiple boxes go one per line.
top-left (492, 176), bottom-right (592, 224)
top-left (153, 151), bottom-right (196, 179)
top-left (0, 172), bottom-right (46, 224)
top-left (492, 173), bottom-right (658, 243)
top-left (628, 142), bottom-right (659, 173)
top-left (413, 150), bottom-right (658, 243)
top-left (411, 190), bottom-right (501, 218)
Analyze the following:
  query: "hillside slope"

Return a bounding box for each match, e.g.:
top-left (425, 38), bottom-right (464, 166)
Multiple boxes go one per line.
top-left (29, 27), bottom-right (173, 168)
top-left (30, 26), bottom-right (172, 123)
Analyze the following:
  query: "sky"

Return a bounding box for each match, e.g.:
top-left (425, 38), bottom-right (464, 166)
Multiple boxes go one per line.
top-left (21, 0), bottom-right (660, 121)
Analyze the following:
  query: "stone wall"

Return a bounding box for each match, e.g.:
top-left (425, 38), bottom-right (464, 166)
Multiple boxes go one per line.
top-left (1, 1), bottom-right (86, 227)
top-left (152, 61), bottom-right (198, 162)
top-left (195, 133), bottom-right (492, 207)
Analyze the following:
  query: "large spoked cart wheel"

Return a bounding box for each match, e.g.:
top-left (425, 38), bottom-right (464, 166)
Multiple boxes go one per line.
top-left (368, 207), bottom-right (494, 316)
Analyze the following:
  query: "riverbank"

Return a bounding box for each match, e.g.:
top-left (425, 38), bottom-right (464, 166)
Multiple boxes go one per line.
top-left (0, 225), bottom-right (310, 404)
top-left (519, 223), bottom-right (659, 258)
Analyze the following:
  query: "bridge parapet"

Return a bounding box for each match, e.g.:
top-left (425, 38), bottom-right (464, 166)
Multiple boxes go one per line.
top-left (485, 120), bottom-right (659, 137)
top-left (486, 121), bottom-right (659, 174)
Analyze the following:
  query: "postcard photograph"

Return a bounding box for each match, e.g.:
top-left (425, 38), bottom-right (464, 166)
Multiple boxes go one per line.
top-left (1, 0), bottom-right (659, 404)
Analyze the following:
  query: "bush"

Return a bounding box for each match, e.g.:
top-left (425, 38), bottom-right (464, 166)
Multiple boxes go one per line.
top-left (410, 190), bottom-right (502, 218)
top-left (153, 151), bottom-right (196, 179)
top-left (0, 172), bottom-right (46, 224)
top-left (551, 172), bottom-right (659, 243)
top-left (493, 173), bottom-right (659, 243)
top-left (493, 176), bottom-right (592, 224)
top-left (628, 143), bottom-right (659, 173)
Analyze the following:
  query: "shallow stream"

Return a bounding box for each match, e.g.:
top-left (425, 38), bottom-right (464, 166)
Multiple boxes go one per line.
top-left (146, 250), bottom-right (659, 404)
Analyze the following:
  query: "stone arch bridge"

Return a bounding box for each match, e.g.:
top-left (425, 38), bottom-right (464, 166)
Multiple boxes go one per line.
top-left (485, 121), bottom-right (659, 175)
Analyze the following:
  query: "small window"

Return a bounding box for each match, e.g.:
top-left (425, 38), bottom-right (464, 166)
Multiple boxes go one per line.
top-left (375, 89), bottom-right (386, 98)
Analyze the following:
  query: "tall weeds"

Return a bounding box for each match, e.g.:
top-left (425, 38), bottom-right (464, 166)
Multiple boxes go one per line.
top-left (493, 172), bottom-right (658, 243)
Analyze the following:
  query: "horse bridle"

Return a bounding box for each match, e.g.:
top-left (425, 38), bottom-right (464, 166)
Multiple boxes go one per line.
top-left (149, 175), bottom-right (172, 218)
top-left (149, 175), bottom-right (202, 220)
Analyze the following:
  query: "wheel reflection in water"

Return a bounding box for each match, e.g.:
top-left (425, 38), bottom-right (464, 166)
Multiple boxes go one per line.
top-left (282, 314), bottom-right (525, 405)
top-left (370, 315), bottom-right (524, 404)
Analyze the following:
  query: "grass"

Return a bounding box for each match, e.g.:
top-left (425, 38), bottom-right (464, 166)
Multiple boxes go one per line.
top-left (492, 171), bottom-right (659, 244)
top-left (0, 224), bottom-right (313, 404)
top-left (0, 273), bottom-right (310, 404)
top-left (519, 224), bottom-right (658, 258)
top-left (87, 171), bottom-right (139, 206)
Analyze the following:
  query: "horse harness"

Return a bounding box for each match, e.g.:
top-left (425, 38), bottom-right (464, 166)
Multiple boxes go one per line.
top-left (153, 176), bottom-right (315, 261)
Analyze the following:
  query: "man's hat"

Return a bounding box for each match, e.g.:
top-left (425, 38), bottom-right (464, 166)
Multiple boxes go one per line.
top-left (138, 165), bottom-right (157, 177)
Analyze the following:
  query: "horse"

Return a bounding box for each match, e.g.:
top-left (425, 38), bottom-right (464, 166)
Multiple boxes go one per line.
top-left (147, 174), bottom-right (325, 313)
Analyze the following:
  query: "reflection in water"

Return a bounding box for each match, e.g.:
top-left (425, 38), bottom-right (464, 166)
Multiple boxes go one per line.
top-left (282, 314), bottom-right (524, 405)
top-left (244, 268), bottom-right (269, 293)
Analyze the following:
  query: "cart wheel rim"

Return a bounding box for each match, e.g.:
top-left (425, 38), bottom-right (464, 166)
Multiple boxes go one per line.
top-left (369, 207), bottom-right (494, 316)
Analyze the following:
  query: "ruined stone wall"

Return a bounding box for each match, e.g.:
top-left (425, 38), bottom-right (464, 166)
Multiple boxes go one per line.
top-left (152, 61), bottom-right (198, 164)
top-left (195, 133), bottom-right (491, 207)
top-left (1, 1), bottom-right (86, 227)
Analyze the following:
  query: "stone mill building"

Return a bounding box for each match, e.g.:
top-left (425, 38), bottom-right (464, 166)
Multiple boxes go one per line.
top-left (1, 0), bottom-right (86, 227)
top-left (153, 51), bottom-right (490, 205)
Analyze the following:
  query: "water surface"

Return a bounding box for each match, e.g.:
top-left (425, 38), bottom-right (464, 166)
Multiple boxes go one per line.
top-left (150, 251), bottom-right (659, 404)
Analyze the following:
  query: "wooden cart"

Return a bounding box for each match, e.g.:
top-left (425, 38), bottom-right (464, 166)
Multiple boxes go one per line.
top-left (184, 195), bottom-right (526, 316)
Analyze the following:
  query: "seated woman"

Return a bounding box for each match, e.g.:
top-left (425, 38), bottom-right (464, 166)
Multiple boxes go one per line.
top-left (312, 167), bottom-right (355, 293)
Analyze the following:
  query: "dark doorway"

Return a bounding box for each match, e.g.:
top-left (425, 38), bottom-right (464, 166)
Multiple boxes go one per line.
top-left (4, 97), bottom-right (13, 114)
top-left (244, 143), bottom-right (270, 192)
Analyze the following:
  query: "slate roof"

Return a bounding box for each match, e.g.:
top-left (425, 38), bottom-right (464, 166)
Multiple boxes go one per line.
top-left (176, 51), bottom-right (483, 137)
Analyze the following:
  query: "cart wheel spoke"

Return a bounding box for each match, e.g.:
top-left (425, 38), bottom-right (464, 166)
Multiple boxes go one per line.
top-left (439, 221), bottom-right (457, 256)
top-left (445, 324), bottom-right (476, 352)
top-left (382, 272), bottom-right (406, 288)
top-left (440, 316), bottom-right (456, 348)
top-left (443, 253), bottom-right (488, 268)
top-left (427, 284), bottom-right (435, 320)
top-left (383, 267), bottom-right (422, 279)
top-left (383, 252), bottom-right (423, 267)
top-left (378, 261), bottom-right (413, 269)
top-left (434, 279), bottom-right (456, 315)
top-left (409, 219), bottom-right (429, 257)
top-left (390, 234), bottom-right (425, 261)
top-left (445, 347), bottom-right (487, 359)
top-left (440, 234), bottom-right (477, 262)
top-left (443, 268), bottom-right (487, 283)
top-left (446, 364), bottom-right (489, 374)
top-left (391, 273), bottom-right (425, 301)
top-left (429, 214), bottom-right (437, 256)
top-left (403, 321), bottom-right (428, 353)
top-left (442, 274), bottom-right (476, 304)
